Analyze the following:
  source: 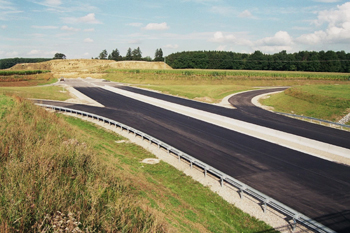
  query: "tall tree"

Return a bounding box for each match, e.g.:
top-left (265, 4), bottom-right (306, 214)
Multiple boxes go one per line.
top-left (99, 49), bottom-right (108, 60)
top-left (154, 48), bottom-right (164, 61)
top-left (132, 47), bottom-right (142, 60)
top-left (125, 48), bottom-right (132, 60)
top-left (108, 48), bottom-right (121, 61)
top-left (53, 53), bottom-right (66, 59)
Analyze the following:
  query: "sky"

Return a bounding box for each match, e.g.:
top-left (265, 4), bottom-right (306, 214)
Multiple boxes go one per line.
top-left (1, 0), bottom-right (350, 59)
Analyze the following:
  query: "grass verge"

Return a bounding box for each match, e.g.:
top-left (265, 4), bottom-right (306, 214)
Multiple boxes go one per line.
top-left (0, 95), bottom-right (275, 232)
top-left (0, 86), bottom-right (70, 101)
top-left (261, 85), bottom-right (350, 122)
top-left (0, 73), bottom-right (56, 87)
top-left (138, 85), bottom-right (251, 103)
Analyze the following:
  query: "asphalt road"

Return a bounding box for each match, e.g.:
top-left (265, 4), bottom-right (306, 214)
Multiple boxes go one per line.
top-left (112, 85), bottom-right (350, 150)
top-left (35, 80), bottom-right (350, 232)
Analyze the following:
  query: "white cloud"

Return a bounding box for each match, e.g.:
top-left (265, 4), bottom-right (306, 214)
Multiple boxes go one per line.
top-left (238, 10), bottom-right (253, 18)
top-left (128, 23), bottom-right (143, 27)
top-left (84, 38), bottom-right (93, 43)
top-left (210, 31), bottom-right (293, 53)
top-left (43, 0), bottom-right (62, 6)
top-left (257, 31), bottom-right (293, 46)
top-left (1, 25), bottom-right (7, 29)
top-left (210, 6), bottom-right (236, 16)
top-left (32, 25), bottom-right (58, 29)
top-left (210, 31), bottom-right (253, 46)
top-left (163, 44), bottom-right (179, 49)
top-left (129, 39), bottom-right (142, 44)
top-left (143, 22), bottom-right (169, 30)
top-left (0, 0), bottom-right (23, 20)
top-left (61, 25), bottom-right (80, 32)
top-left (216, 45), bottom-right (226, 51)
top-left (313, 0), bottom-right (342, 3)
top-left (28, 50), bottom-right (41, 55)
top-left (84, 28), bottom-right (95, 32)
top-left (297, 2), bottom-right (350, 44)
top-left (26, 50), bottom-right (57, 57)
top-left (6, 51), bottom-right (19, 57)
top-left (62, 13), bottom-right (102, 24)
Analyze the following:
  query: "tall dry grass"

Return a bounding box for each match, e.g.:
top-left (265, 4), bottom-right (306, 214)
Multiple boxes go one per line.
top-left (0, 96), bottom-right (167, 232)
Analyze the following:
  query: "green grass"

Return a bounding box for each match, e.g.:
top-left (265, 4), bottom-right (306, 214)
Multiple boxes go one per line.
top-left (0, 70), bottom-right (50, 76)
top-left (0, 95), bottom-right (275, 232)
top-left (104, 68), bottom-right (350, 89)
top-left (139, 85), bottom-right (251, 102)
top-left (106, 68), bottom-right (350, 81)
top-left (0, 86), bottom-right (70, 101)
top-left (261, 85), bottom-right (350, 122)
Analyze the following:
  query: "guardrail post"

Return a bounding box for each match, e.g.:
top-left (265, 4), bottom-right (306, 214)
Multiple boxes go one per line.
top-left (239, 189), bottom-right (244, 199)
top-left (178, 154), bottom-right (181, 162)
top-left (204, 168), bottom-right (207, 177)
top-left (220, 177), bottom-right (223, 187)
top-left (292, 217), bottom-right (297, 232)
top-left (190, 161), bottom-right (193, 169)
top-left (263, 201), bottom-right (267, 213)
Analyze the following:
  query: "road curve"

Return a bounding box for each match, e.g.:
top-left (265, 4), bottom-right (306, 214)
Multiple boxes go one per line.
top-left (113, 85), bottom-right (350, 150)
top-left (34, 80), bottom-right (350, 232)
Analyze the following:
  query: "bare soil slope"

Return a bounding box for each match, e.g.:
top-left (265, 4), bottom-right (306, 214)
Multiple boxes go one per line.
top-left (9, 59), bottom-right (172, 78)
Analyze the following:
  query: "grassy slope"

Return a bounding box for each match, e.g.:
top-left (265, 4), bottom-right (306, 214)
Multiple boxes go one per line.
top-left (261, 85), bottom-right (350, 122)
top-left (0, 95), bottom-right (274, 232)
top-left (0, 86), bottom-right (70, 101)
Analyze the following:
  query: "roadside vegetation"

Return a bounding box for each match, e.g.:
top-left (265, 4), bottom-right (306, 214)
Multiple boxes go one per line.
top-left (0, 72), bottom-right (56, 87)
top-left (0, 86), bottom-right (70, 101)
top-left (261, 85), bottom-right (350, 122)
top-left (0, 95), bottom-right (274, 232)
top-left (140, 85), bottom-right (251, 103)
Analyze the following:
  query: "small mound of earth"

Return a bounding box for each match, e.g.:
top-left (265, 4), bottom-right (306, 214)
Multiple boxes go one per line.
top-left (141, 158), bottom-right (160, 164)
top-left (194, 96), bottom-right (215, 103)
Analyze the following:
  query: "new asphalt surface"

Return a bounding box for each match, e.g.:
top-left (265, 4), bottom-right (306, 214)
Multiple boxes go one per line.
top-left (113, 85), bottom-right (350, 150)
top-left (35, 80), bottom-right (350, 232)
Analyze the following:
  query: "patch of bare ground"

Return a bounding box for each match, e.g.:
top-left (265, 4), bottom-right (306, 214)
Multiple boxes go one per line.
top-left (193, 96), bottom-right (216, 103)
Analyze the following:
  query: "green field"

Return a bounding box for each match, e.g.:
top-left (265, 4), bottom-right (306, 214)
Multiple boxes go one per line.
top-left (0, 70), bottom-right (50, 76)
top-left (261, 85), bottom-right (350, 122)
top-left (0, 86), bottom-right (70, 101)
top-left (0, 95), bottom-right (275, 232)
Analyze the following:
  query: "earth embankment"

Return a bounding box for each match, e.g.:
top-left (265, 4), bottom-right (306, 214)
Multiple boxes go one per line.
top-left (8, 59), bottom-right (172, 78)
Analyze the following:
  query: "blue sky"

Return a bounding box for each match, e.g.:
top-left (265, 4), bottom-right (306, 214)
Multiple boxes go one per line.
top-left (1, 0), bottom-right (350, 59)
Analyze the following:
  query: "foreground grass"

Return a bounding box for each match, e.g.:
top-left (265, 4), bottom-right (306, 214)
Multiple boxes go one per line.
top-left (0, 95), bottom-right (274, 232)
top-left (261, 85), bottom-right (350, 122)
top-left (0, 86), bottom-right (70, 101)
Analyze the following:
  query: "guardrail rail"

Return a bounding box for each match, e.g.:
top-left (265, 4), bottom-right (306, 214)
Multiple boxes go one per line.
top-left (276, 112), bottom-right (350, 130)
top-left (37, 103), bottom-right (336, 233)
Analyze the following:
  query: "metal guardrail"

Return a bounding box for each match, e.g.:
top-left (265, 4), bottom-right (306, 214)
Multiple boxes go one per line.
top-left (276, 112), bottom-right (350, 130)
top-left (37, 103), bottom-right (336, 233)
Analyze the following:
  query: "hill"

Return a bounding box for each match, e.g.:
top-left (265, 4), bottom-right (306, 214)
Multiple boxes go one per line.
top-left (8, 59), bottom-right (172, 78)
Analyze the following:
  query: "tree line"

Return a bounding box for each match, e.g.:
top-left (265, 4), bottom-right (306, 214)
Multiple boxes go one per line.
top-left (0, 58), bottom-right (52, 70)
top-left (166, 50), bottom-right (350, 73)
top-left (95, 47), bottom-right (164, 62)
